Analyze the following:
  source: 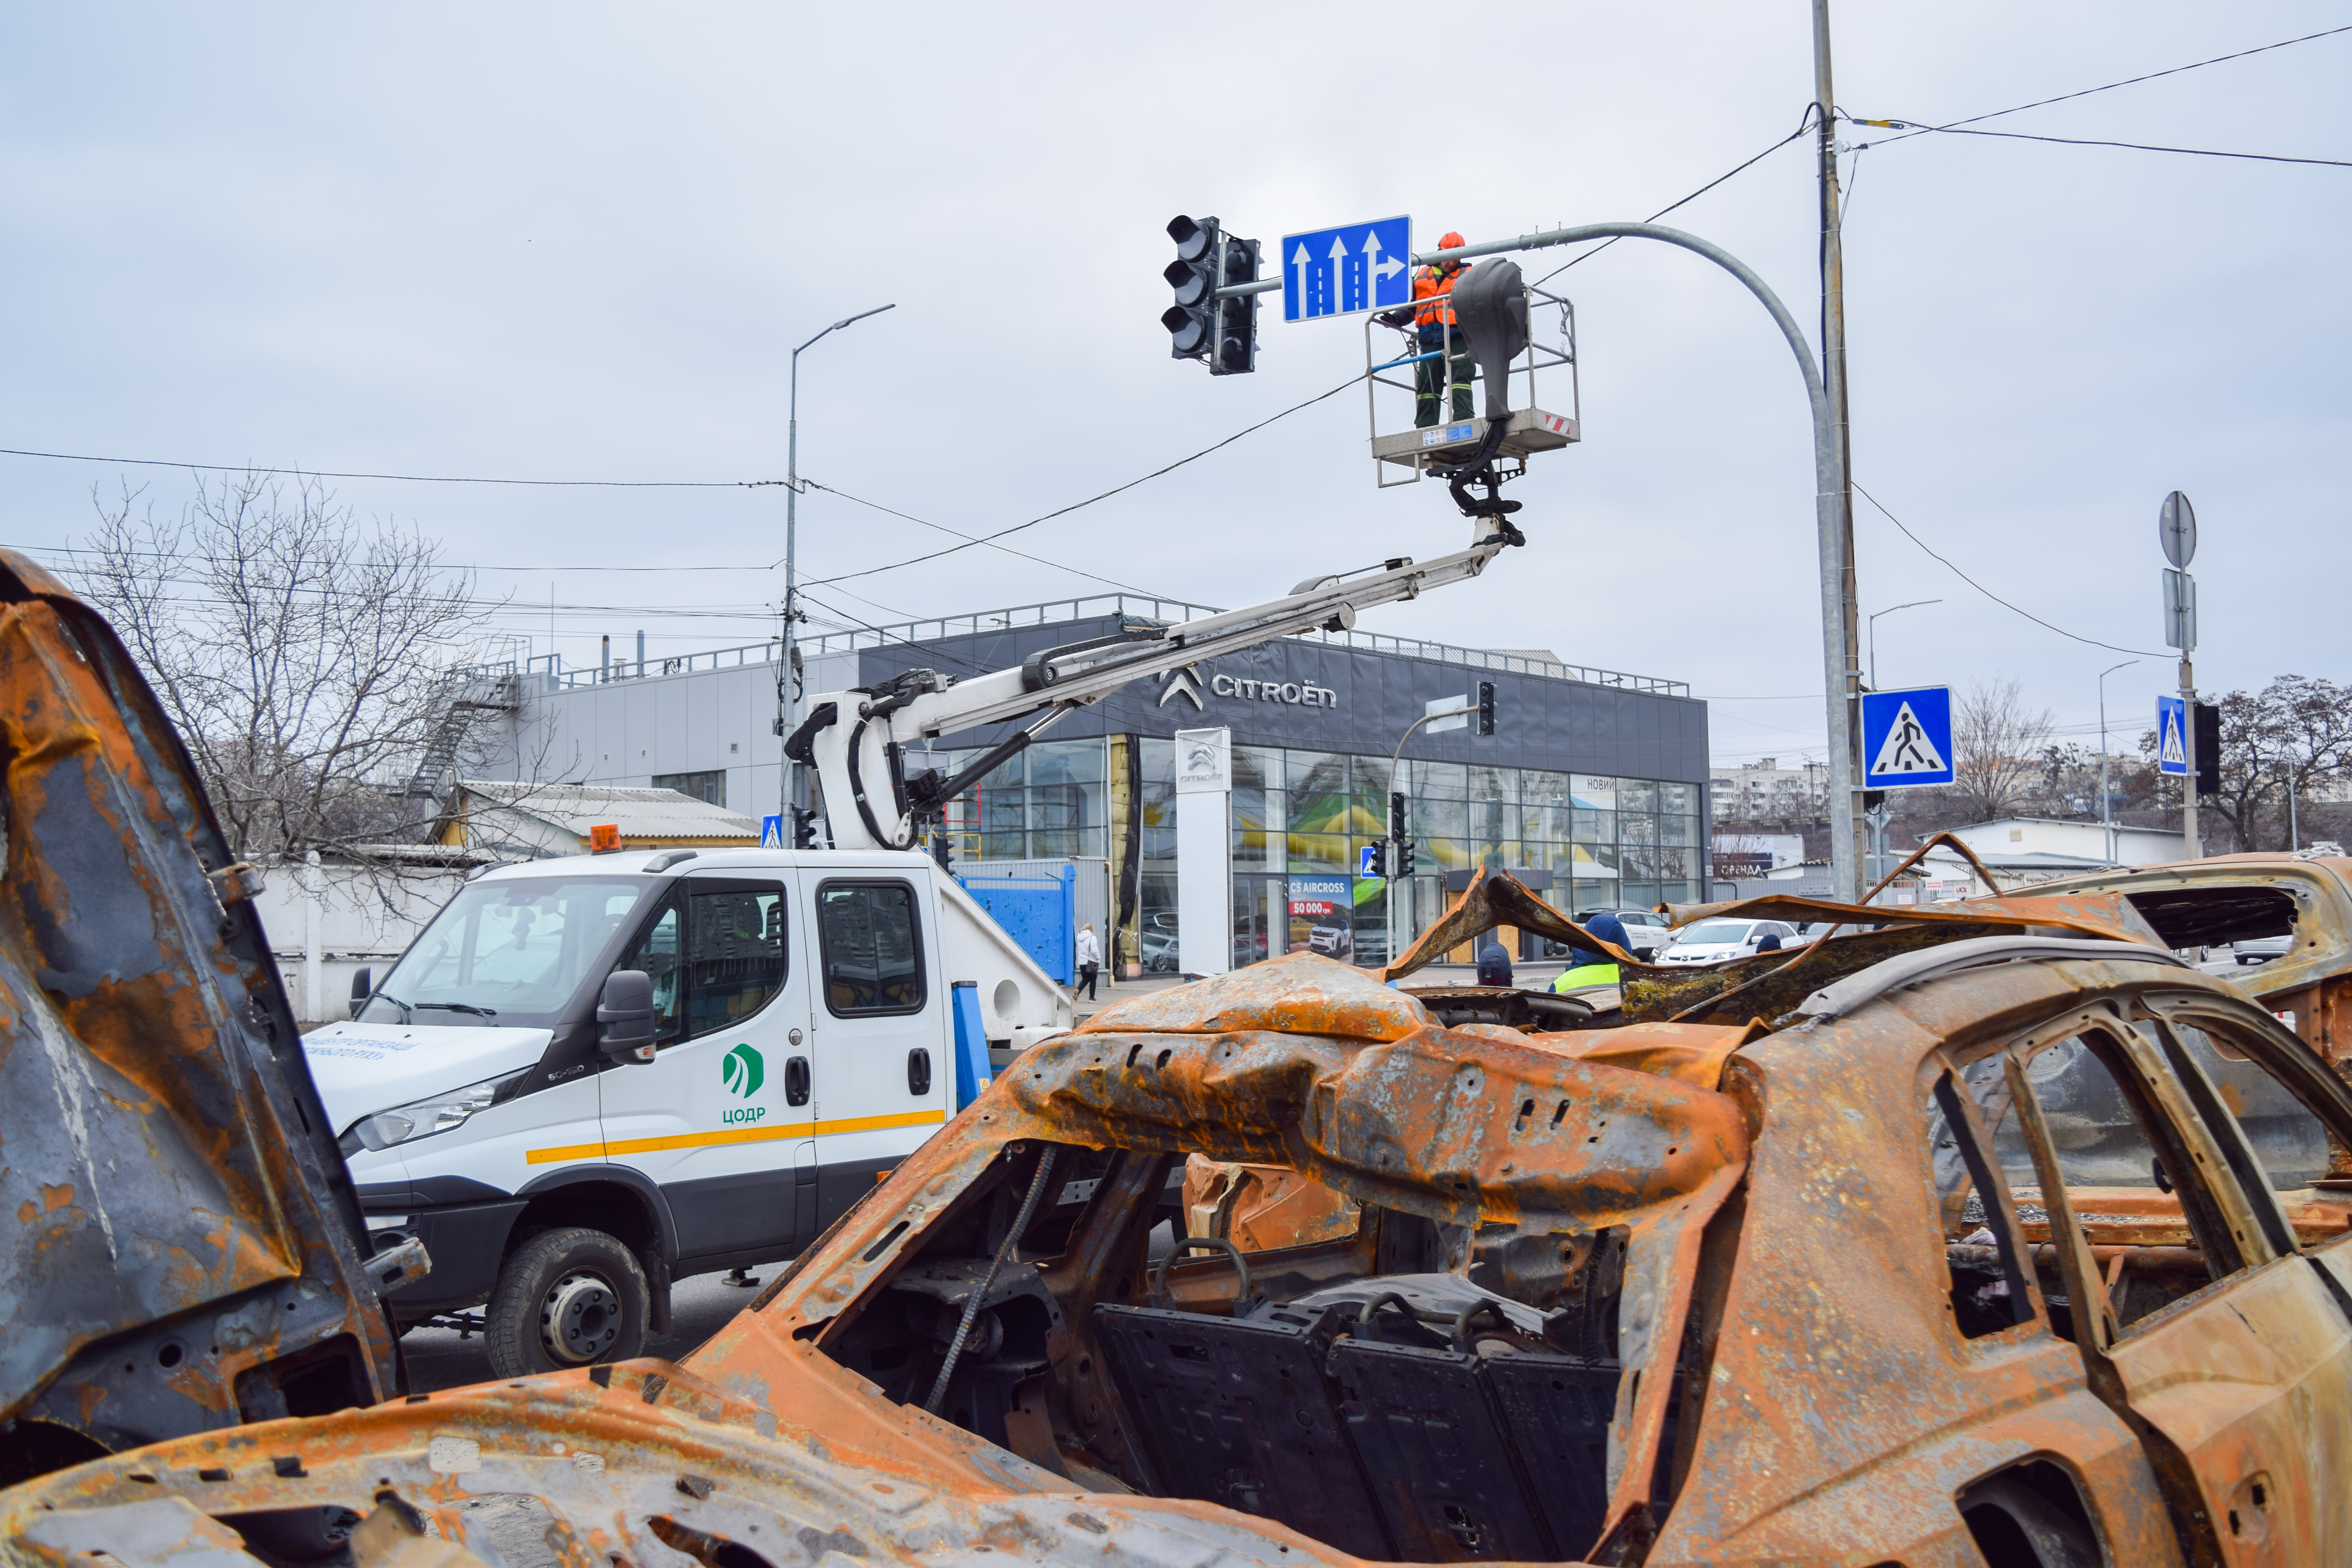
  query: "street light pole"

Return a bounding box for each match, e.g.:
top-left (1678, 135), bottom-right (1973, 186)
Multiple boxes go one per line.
top-left (2098, 659), bottom-right (2139, 865)
top-left (1812, 0), bottom-right (1866, 901)
top-left (780, 303), bottom-right (897, 831)
top-left (1866, 599), bottom-right (1941, 690)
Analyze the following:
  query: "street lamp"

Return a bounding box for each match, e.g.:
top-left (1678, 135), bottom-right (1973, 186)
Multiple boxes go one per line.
top-left (2098, 659), bottom-right (2138, 865)
top-left (780, 303), bottom-right (897, 830)
top-left (1866, 599), bottom-right (1941, 690)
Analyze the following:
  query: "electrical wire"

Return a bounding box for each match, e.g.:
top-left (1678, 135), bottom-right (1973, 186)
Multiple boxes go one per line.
top-left (1531, 106), bottom-right (1822, 290)
top-left (797, 479), bottom-right (1159, 595)
top-left (0, 446), bottom-right (782, 488)
top-left (1854, 22), bottom-right (2352, 144)
top-left (1851, 482), bottom-right (2166, 659)
top-left (1860, 123), bottom-right (2351, 169)
top-left (803, 373), bottom-right (1364, 589)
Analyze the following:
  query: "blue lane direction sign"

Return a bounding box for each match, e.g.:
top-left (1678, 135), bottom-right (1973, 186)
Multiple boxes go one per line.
top-left (1860, 685), bottom-right (1955, 789)
top-left (761, 813), bottom-right (786, 848)
top-left (1282, 215), bottom-right (1412, 323)
top-left (2156, 696), bottom-right (2189, 776)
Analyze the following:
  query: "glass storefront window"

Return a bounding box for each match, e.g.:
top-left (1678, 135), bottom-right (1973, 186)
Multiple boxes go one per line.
top-left (1573, 775), bottom-right (1619, 809)
top-left (1466, 764), bottom-right (1514, 804)
top-left (1619, 780), bottom-right (1659, 813)
top-left (1287, 832), bottom-right (1350, 872)
top-left (1409, 759), bottom-right (1466, 799)
top-left (1658, 782), bottom-right (1697, 815)
top-left (1233, 745), bottom-right (1285, 791)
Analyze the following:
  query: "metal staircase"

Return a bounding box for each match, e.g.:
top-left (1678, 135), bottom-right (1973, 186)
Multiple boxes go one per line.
top-left (400, 668), bottom-right (521, 800)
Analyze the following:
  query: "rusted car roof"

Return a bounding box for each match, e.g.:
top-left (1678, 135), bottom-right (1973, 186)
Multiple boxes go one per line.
top-left (0, 549), bottom-right (410, 1480)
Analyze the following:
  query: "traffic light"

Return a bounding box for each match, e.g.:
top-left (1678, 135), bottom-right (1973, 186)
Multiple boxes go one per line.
top-left (1364, 843), bottom-right (1387, 878)
top-left (1396, 837), bottom-right (1416, 877)
top-left (1390, 791), bottom-right (1408, 842)
top-left (2193, 701), bottom-right (2221, 800)
top-left (1212, 235), bottom-right (1259, 375)
top-left (790, 806), bottom-right (820, 849)
top-left (1475, 680), bottom-right (1497, 737)
top-left (1162, 215), bottom-right (1220, 362)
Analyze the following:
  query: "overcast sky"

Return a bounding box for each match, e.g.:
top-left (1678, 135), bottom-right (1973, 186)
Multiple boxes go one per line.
top-left (4, 3), bottom-right (2346, 768)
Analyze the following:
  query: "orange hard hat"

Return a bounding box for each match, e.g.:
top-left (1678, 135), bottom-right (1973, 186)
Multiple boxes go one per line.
top-left (1439, 230), bottom-right (1467, 250)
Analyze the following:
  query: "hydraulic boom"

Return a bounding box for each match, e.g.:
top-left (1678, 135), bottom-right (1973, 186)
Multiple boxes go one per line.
top-left (788, 525), bottom-right (1513, 851)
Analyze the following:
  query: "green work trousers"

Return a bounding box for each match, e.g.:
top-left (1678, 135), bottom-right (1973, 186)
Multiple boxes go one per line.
top-left (1414, 334), bottom-right (1475, 428)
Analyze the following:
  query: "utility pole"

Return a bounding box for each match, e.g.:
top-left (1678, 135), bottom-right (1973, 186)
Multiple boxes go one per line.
top-left (1813, 0), bottom-right (1865, 900)
top-left (2098, 659), bottom-right (2138, 865)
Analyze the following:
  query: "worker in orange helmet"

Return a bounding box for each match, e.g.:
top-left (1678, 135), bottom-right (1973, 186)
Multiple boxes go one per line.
top-left (1381, 230), bottom-right (1474, 428)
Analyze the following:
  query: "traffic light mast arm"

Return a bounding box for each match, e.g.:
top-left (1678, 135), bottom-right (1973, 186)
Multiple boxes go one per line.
top-left (800, 534), bottom-right (1511, 851)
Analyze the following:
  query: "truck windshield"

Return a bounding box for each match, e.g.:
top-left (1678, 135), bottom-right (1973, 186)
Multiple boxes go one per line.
top-left (356, 876), bottom-right (652, 1028)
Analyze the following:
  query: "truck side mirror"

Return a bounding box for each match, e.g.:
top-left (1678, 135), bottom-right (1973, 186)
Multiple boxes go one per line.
top-left (348, 967), bottom-right (372, 1020)
top-left (597, 970), bottom-right (657, 1061)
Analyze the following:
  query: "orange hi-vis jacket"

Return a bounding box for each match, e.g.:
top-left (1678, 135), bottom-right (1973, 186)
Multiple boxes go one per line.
top-left (1413, 264), bottom-right (1462, 329)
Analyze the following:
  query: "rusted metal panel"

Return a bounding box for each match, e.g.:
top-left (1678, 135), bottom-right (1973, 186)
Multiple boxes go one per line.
top-left (0, 549), bottom-right (402, 1470)
top-left (15, 831), bottom-right (2352, 1561)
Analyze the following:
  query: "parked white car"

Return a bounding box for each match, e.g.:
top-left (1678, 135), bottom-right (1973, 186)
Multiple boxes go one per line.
top-left (2233, 933), bottom-right (2294, 965)
top-left (1576, 907), bottom-right (1672, 957)
top-left (1658, 917), bottom-right (1803, 965)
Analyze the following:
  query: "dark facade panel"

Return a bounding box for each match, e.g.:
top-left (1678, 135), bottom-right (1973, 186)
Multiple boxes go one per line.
top-left (856, 616), bottom-right (1708, 783)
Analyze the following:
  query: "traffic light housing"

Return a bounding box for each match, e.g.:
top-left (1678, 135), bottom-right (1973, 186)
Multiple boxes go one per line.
top-left (1396, 837), bottom-right (1416, 877)
top-left (1390, 791), bottom-right (1408, 842)
top-left (1212, 235), bottom-right (1258, 375)
top-left (1364, 843), bottom-right (1387, 878)
top-left (1475, 680), bottom-right (1497, 737)
top-left (2193, 701), bottom-right (2221, 800)
top-left (790, 806), bottom-right (820, 849)
top-left (1162, 215), bottom-right (1220, 361)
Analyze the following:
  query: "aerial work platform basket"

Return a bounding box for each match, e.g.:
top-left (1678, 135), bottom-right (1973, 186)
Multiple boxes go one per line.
top-left (1366, 281), bottom-right (1579, 489)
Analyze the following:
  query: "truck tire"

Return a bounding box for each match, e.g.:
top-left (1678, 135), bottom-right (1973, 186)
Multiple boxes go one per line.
top-left (485, 1227), bottom-right (650, 1378)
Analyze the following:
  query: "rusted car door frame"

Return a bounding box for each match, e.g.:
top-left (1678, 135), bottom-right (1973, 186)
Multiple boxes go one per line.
top-left (1992, 993), bottom-right (2352, 1565)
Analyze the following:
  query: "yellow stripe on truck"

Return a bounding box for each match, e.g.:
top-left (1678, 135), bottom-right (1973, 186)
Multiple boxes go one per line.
top-left (524, 1108), bottom-right (947, 1165)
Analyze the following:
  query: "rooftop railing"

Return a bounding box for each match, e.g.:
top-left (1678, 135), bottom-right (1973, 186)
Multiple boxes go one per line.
top-left (516, 592), bottom-right (1689, 697)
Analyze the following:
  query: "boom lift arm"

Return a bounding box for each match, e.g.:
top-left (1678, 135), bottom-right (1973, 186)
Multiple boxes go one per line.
top-left (788, 528), bottom-right (1514, 851)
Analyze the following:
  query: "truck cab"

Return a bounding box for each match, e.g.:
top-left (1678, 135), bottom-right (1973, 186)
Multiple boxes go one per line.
top-left (302, 845), bottom-right (1071, 1376)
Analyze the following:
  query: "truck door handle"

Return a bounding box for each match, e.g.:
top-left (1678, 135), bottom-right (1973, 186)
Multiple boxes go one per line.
top-left (785, 1055), bottom-right (810, 1106)
top-left (906, 1048), bottom-right (932, 1098)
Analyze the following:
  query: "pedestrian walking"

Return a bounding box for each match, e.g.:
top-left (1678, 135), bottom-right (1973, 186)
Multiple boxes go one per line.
top-left (1075, 922), bottom-right (1102, 1001)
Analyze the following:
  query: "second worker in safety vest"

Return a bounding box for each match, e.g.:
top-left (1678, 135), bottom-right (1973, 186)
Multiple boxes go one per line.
top-left (1379, 229), bottom-right (1475, 428)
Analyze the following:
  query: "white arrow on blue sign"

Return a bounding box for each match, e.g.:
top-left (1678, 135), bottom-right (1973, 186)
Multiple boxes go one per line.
top-left (1282, 215), bottom-right (1412, 323)
top-left (1859, 685), bottom-right (1956, 789)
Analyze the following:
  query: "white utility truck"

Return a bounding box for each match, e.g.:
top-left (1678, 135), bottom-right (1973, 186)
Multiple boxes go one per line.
top-left (307, 513), bottom-right (1518, 1376)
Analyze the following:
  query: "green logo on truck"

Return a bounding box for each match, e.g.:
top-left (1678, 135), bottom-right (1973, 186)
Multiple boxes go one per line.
top-left (721, 1042), bottom-right (764, 1098)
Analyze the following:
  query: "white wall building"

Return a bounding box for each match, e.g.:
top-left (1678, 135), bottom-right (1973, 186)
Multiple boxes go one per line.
top-left (1708, 757), bottom-right (1826, 822)
top-left (1919, 816), bottom-right (2189, 898)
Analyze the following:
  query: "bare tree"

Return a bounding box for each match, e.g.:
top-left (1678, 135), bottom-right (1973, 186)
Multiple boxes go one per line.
top-left (1949, 677), bottom-right (2055, 822)
top-left (2164, 675), bottom-right (2352, 851)
top-left (77, 471), bottom-right (512, 892)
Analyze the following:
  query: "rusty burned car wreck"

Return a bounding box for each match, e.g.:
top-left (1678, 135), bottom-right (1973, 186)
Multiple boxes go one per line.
top-left (8, 541), bottom-right (2352, 1565)
top-left (12, 866), bottom-right (2352, 1566)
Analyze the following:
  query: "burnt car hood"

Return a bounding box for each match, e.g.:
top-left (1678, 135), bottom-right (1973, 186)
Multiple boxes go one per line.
top-left (0, 550), bottom-right (407, 1477)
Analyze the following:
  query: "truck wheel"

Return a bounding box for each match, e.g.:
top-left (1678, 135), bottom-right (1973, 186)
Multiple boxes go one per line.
top-left (485, 1227), bottom-right (650, 1378)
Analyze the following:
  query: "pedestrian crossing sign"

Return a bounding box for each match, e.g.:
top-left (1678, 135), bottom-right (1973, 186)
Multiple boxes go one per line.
top-left (761, 813), bottom-right (785, 848)
top-left (2156, 695), bottom-right (2188, 775)
top-left (1859, 685), bottom-right (1956, 789)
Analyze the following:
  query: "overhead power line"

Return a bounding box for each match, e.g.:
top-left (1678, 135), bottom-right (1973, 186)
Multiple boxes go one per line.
top-left (1860, 122), bottom-right (2352, 169)
top-left (1851, 482), bottom-right (2167, 659)
top-left (1861, 22), bottom-right (2352, 140)
top-left (0, 446), bottom-right (783, 489)
top-left (803, 372), bottom-right (1364, 589)
top-left (1534, 107), bottom-right (1820, 289)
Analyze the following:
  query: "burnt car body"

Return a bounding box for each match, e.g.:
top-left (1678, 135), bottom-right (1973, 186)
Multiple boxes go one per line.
top-left (0, 551), bottom-right (418, 1486)
top-left (11, 925), bottom-right (2352, 1566)
top-left (7, 582), bottom-right (2352, 1568)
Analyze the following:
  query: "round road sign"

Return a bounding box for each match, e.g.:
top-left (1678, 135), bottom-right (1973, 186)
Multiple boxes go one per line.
top-left (2159, 490), bottom-right (2197, 569)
